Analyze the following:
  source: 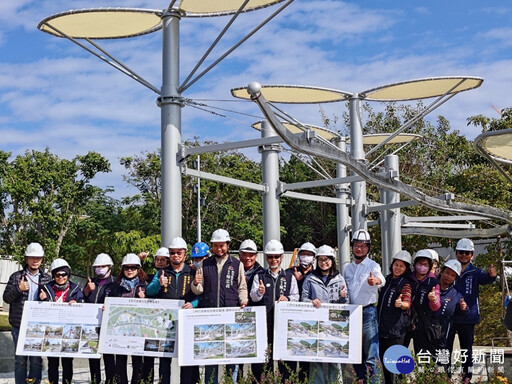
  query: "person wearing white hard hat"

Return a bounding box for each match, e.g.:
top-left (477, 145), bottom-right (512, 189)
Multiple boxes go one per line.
top-left (250, 240), bottom-right (299, 381)
top-left (424, 259), bottom-right (469, 375)
top-left (105, 253), bottom-right (149, 384)
top-left (300, 245), bottom-right (347, 384)
top-left (287, 242), bottom-right (317, 296)
top-left (83, 253), bottom-right (116, 384)
top-left (446, 238), bottom-right (497, 383)
top-left (427, 249), bottom-right (440, 276)
top-left (39, 258), bottom-right (84, 384)
top-left (376, 251), bottom-right (413, 384)
top-left (3, 243), bottom-right (51, 384)
top-left (195, 229), bottom-right (248, 384)
top-left (146, 237), bottom-right (199, 384)
top-left (406, 249), bottom-right (441, 355)
top-left (238, 239), bottom-right (264, 296)
top-left (344, 229), bottom-right (385, 384)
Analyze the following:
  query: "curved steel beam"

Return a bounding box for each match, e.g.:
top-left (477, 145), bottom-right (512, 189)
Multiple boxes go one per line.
top-left (246, 82), bottom-right (512, 226)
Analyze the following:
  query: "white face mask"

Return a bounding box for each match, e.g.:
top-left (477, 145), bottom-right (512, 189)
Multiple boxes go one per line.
top-left (299, 255), bottom-right (315, 268)
top-left (95, 267), bottom-right (109, 277)
top-left (193, 262), bottom-right (202, 269)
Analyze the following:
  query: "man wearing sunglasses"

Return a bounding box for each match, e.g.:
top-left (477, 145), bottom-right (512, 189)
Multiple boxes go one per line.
top-left (3, 243), bottom-right (52, 384)
top-left (250, 239), bottom-right (299, 381)
top-left (447, 238), bottom-right (497, 383)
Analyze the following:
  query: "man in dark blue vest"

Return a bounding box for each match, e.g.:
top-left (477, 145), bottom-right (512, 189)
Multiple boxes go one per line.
top-left (250, 239), bottom-right (299, 381)
top-left (192, 229), bottom-right (248, 384)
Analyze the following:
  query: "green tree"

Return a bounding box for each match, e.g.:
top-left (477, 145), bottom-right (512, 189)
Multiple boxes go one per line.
top-left (0, 149), bottom-right (110, 264)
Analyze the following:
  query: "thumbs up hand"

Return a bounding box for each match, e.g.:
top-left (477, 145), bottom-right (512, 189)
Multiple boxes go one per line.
top-left (258, 279), bottom-right (265, 295)
top-left (194, 268), bottom-right (203, 286)
top-left (19, 275), bottom-right (29, 292)
top-left (340, 285), bottom-right (347, 298)
top-left (87, 278), bottom-right (96, 292)
top-left (159, 271), bottom-right (168, 287)
top-left (428, 286), bottom-right (437, 302)
top-left (367, 272), bottom-right (376, 286)
top-left (489, 264), bottom-right (497, 278)
top-left (460, 298), bottom-right (467, 311)
top-left (395, 294), bottom-right (403, 308)
top-left (137, 287), bottom-right (145, 298)
top-left (39, 290), bottom-right (47, 301)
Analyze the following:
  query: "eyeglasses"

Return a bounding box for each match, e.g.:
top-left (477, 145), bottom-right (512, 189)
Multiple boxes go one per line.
top-left (169, 251), bottom-right (183, 255)
top-left (353, 243), bottom-right (369, 249)
top-left (266, 255), bottom-right (281, 260)
top-left (317, 258), bottom-right (332, 264)
top-left (54, 272), bottom-right (68, 278)
top-left (457, 250), bottom-right (472, 256)
top-left (123, 265), bottom-right (139, 271)
top-left (155, 258), bottom-right (169, 263)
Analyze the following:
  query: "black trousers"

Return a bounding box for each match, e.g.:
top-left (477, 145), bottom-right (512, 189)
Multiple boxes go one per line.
top-left (47, 357), bottom-right (73, 384)
top-left (158, 357), bottom-right (200, 384)
top-left (379, 336), bottom-right (404, 384)
top-left (88, 354), bottom-right (116, 384)
top-left (115, 355), bottom-right (153, 384)
top-left (447, 323), bottom-right (475, 380)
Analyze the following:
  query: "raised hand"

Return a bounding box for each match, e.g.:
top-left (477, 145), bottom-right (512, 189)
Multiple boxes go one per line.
top-left (428, 286), bottom-right (437, 302)
top-left (258, 279), bottom-right (265, 295)
top-left (19, 276), bottom-right (29, 292)
top-left (194, 269), bottom-right (203, 286)
top-left (367, 272), bottom-right (376, 286)
top-left (159, 271), bottom-right (169, 287)
top-left (340, 285), bottom-right (347, 298)
top-left (489, 264), bottom-right (497, 278)
top-left (39, 290), bottom-right (47, 301)
top-left (137, 287), bottom-right (145, 298)
top-left (395, 294), bottom-right (403, 308)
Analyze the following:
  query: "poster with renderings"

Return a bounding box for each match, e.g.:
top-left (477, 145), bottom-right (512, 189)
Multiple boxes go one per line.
top-left (98, 297), bottom-right (183, 357)
top-left (178, 306), bottom-right (267, 366)
top-left (17, 301), bottom-right (102, 358)
top-left (273, 302), bottom-right (362, 363)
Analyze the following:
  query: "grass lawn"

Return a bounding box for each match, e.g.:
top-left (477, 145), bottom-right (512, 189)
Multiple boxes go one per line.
top-left (0, 314), bottom-right (11, 331)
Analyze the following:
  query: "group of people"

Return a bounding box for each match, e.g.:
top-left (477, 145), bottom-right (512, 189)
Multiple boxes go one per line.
top-left (3, 229), bottom-right (496, 384)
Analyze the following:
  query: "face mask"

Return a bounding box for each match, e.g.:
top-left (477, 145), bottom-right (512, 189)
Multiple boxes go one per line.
top-left (299, 255), bottom-right (314, 268)
top-left (415, 264), bottom-right (429, 275)
top-left (95, 267), bottom-right (109, 277)
top-left (193, 262), bottom-right (201, 269)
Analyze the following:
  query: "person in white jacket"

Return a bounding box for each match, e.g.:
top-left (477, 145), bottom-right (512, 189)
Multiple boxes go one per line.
top-left (301, 244), bottom-right (347, 384)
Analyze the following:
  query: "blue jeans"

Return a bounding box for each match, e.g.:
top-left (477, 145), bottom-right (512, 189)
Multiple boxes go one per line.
top-left (12, 327), bottom-right (43, 384)
top-left (353, 306), bottom-right (380, 383)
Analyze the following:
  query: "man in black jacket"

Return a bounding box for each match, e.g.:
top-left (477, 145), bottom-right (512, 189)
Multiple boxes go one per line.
top-left (3, 243), bottom-right (51, 384)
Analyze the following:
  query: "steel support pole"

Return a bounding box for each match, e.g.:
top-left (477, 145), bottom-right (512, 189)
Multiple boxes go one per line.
top-left (335, 138), bottom-right (351, 273)
top-left (159, 11), bottom-right (182, 246)
top-left (381, 154), bottom-right (402, 272)
top-left (348, 95), bottom-right (367, 233)
top-left (260, 120), bottom-right (281, 246)
top-left (197, 155), bottom-right (201, 243)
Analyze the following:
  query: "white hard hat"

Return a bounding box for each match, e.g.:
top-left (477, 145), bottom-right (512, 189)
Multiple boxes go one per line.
top-left (169, 237), bottom-right (187, 250)
top-left (392, 250), bottom-right (412, 265)
top-left (352, 229), bottom-right (371, 243)
top-left (155, 247), bottom-right (170, 257)
top-left (456, 238), bottom-right (475, 252)
top-left (316, 245), bottom-right (335, 258)
top-left (210, 229), bottom-right (231, 243)
top-left (426, 249), bottom-right (439, 262)
top-left (50, 258), bottom-right (70, 272)
top-left (444, 259), bottom-right (462, 276)
top-left (93, 253), bottom-right (113, 266)
top-left (264, 240), bottom-right (284, 255)
top-left (298, 242), bottom-right (317, 255)
top-left (239, 239), bottom-right (257, 253)
top-left (122, 253), bottom-right (141, 266)
top-left (413, 249), bottom-right (433, 262)
top-left (25, 243), bottom-right (44, 257)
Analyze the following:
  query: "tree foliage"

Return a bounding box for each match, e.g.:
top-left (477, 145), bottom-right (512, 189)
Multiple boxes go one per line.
top-left (0, 149), bottom-right (110, 264)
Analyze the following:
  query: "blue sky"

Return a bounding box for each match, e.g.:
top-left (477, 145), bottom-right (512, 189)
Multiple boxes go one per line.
top-left (1, 1), bottom-right (512, 198)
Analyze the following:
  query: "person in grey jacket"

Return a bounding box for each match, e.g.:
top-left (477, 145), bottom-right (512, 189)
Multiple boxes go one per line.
top-left (301, 245), bottom-right (348, 384)
top-left (3, 243), bottom-right (51, 384)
